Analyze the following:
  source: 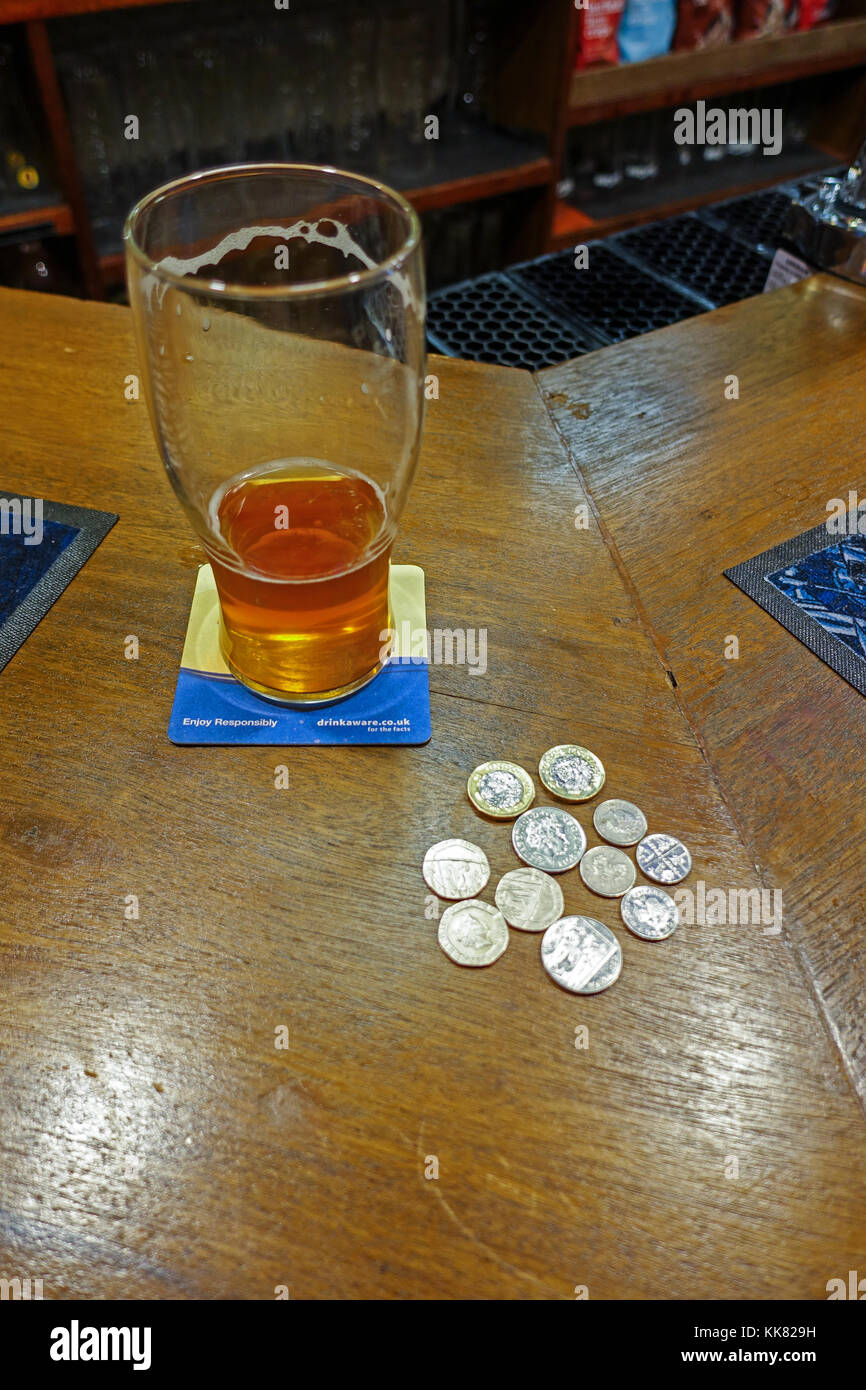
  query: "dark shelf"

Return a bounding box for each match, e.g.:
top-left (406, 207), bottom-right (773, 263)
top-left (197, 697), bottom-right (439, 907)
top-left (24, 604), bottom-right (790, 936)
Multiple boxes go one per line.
top-left (372, 120), bottom-right (550, 203)
top-left (0, 197), bottom-right (72, 237)
top-left (563, 143), bottom-right (836, 228)
top-left (91, 124), bottom-right (550, 263)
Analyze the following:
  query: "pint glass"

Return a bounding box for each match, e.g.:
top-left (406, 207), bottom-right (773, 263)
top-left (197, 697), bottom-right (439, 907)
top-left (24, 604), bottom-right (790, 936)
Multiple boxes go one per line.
top-left (124, 164), bottom-right (425, 704)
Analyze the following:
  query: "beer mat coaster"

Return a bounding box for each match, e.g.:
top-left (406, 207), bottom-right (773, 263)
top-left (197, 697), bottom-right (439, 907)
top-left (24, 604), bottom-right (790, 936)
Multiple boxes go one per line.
top-left (169, 563), bottom-right (432, 745)
top-left (0, 493), bottom-right (118, 675)
top-left (724, 523), bottom-right (866, 697)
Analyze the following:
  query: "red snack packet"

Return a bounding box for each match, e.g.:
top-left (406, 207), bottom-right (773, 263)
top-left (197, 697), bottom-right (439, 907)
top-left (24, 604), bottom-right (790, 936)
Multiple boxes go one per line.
top-left (735, 0), bottom-right (795, 38)
top-left (797, 0), bottom-right (836, 27)
top-left (577, 0), bottom-right (627, 67)
top-left (674, 0), bottom-right (734, 49)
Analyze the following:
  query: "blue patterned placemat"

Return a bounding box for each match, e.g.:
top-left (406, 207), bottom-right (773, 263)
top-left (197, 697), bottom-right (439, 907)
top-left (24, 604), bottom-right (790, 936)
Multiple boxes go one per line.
top-left (0, 492), bottom-right (118, 674)
top-left (724, 522), bottom-right (866, 696)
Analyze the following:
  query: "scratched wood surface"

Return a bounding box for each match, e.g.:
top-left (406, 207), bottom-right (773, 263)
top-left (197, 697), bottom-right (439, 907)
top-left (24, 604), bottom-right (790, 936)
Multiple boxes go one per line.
top-left (0, 285), bottom-right (863, 1300)
top-left (540, 272), bottom-right (866, 1118)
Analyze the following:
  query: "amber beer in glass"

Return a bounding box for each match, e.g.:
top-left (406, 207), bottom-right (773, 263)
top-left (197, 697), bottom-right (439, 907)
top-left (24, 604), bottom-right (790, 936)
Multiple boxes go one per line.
top-left (124, 165), bottom-right (425, 703)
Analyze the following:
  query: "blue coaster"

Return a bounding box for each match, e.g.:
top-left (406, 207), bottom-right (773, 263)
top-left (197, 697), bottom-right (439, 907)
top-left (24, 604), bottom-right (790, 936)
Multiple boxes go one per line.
top-left (724, 523), bottom-right (866, 696)
top-left (0, 493), bottom-right (117, 674)
top-left (169, 563), bottom-right (432, 745)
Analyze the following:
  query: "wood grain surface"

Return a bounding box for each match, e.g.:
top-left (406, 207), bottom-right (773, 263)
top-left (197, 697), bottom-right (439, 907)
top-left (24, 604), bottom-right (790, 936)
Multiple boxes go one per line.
top-left (540, 272), bottom-right (866, 1115)
top-left (0, 285), bottom-right (864, 1300)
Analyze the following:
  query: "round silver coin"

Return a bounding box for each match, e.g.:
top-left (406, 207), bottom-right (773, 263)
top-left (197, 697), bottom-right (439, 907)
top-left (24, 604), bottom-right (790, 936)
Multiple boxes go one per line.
top-left (579, 844), bottom-right (636, 898)
top-left (580, 947), bottom-right (623, 994)
top-left (636, 833), bottom-right (692, 885)
top-left (592, 798), bottom-right (647, 847)
top-left (620, 885), bottom-right (679, 940)
top-left (512, 807), bottom-right (587, 873)
top-left (438, 899), bottom-right (509, 967)
top-left (538, 744), bottom-right (605, 802)
top-left (540, 915), bottom-right (622, 995)
top-left (494, 867), bottom-right (564, 933)
top-left (467, 760), bottom-right (534, 819)
top-left (423, 838), bottom-right (490, 900)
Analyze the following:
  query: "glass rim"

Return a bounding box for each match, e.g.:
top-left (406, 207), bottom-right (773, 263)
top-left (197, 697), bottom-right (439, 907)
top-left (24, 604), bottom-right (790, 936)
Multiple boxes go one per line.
top-left (122, 162), bottom-right (423, 301)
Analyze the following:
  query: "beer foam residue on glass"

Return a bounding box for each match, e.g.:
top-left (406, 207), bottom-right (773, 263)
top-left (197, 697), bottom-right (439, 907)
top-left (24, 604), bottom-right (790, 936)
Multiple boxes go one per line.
top-left (145, 218), bottom-right (417, 313)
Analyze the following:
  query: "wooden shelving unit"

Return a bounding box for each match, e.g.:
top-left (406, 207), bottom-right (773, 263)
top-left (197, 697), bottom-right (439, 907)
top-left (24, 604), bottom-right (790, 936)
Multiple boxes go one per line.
top-left (550, 149), bottom-right (840, 248)
top-left (0, 0), bottom-right (864, 295)
top-left (0, 200), bottom-right (73, 236)
top-left (568, 17), bottom-right (866, 124)
top-left (92, 157), bottom-right (555, 287)
top-left (405, 155), bottom-right (552, 213)
top-left (0, 0), bottom-right (192, 19)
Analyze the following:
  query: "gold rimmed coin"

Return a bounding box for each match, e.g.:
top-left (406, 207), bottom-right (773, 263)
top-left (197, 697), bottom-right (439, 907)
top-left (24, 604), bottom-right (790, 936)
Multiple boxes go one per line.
top-left (468, 760), bottom-right (535, 819)
top-left (538, 744), bottom-right (605, 802)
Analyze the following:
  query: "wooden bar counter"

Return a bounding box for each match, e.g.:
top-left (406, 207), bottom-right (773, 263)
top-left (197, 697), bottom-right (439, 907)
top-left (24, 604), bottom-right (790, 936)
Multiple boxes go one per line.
top-left (541, 273), bottom-right (866, 1113)
top-left (0, 280), bottom-right (863, 1300)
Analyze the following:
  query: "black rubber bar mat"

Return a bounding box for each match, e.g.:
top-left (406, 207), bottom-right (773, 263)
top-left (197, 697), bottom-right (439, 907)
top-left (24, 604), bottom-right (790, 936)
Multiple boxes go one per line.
top-left (698, 187), bottom-right (800, 256)
top-left (426, 271), bottom-right (606, 371)
top-left (612, 212), bottom-right (773, 307)
top-left (724, 520), bottom-right (866, 698)
top-left (507, 241), bottom-right (706, 345)
top-left (0, 493), bottom-right (118, 674)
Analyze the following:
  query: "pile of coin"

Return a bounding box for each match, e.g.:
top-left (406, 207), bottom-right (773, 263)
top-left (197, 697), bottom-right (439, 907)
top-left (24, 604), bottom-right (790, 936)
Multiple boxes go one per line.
top-left (422, 745), bottom-right (692, 996)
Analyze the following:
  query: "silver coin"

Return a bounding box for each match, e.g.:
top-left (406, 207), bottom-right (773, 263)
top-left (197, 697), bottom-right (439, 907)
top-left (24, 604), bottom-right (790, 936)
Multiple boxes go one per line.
top-left (438, 899), bottom-right (509, 967)
top-left (512, 807), bottom-right (587, 873)
top-left (621, 885), bottom-right (679, 940)
top-left (636, 833), bottom-right (692, 885)
top-left (540, 915), bottom-right (622, 995)
top-left (423, 838), bottom-right (490, 899)
top-left (538, 744), bottom-right (605, 802)
top-left (579, 844), bottom-right (636, 897)
top-left (467, 760), bottom-right (534, 819)
top-left (592, 798), bottom-right (647, 846)
top-left (494, 868), bottom-right (564, 933)
top-left (580, 946), bottom-right (623, 994)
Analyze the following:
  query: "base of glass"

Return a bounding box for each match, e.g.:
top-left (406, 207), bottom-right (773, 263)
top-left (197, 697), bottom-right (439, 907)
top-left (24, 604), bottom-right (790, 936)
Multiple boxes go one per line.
top-left (223, 653), bottom-right (386, 708)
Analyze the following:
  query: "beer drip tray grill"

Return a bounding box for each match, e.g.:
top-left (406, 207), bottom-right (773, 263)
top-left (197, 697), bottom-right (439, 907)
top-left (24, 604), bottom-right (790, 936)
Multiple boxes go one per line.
top-left (612, 213), bottom-right (773, 308)
top-left (699, 188), bottom-right (800, 254)
top-left (507, 242), bottom-right (706, 345)
top-left (426, 272), bottom-right (604, 371)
